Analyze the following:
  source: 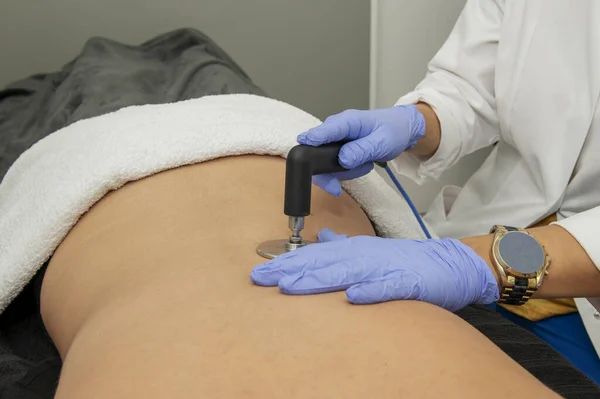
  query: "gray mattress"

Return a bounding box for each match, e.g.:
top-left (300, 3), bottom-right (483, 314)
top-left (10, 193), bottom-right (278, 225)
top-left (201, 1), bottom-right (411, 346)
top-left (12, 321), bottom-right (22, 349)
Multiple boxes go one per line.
top-left (0, 27), bottom-right (266, 398)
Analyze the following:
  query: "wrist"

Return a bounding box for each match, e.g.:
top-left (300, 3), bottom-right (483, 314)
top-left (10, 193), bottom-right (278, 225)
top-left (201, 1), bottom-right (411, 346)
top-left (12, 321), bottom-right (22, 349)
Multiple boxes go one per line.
top-left (459, 235), bottom-right (502, 300)
top-left (409, 102), bottom-right (441, 159)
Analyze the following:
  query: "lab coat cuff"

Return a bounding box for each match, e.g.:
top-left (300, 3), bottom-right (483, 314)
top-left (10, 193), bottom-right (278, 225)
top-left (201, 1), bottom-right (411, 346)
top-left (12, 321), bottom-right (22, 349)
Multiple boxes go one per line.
top-left (553, 208), bottom-right (600, 274)
top-left (389, 91), bottom-right (462, 184)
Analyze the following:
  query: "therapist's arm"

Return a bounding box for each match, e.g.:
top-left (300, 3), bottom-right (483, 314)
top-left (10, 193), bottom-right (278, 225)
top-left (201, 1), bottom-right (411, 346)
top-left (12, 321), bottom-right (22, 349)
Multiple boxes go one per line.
top-left (391, 0), bottom-right (504, 182)
top-left (461, 225), bottom-right (600, 299)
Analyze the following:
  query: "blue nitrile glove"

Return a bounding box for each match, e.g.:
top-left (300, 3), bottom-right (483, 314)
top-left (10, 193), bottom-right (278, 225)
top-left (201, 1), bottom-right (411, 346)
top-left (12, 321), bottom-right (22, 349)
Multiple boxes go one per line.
top-left (250, 228), bottom-right (500, 312)
top-left (297, 105), bottom-right (426, 196)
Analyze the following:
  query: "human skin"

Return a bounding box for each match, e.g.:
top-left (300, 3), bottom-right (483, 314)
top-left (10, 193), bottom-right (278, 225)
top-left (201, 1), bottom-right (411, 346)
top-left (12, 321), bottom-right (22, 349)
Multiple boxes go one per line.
top-left (462, 226), bottom-right (600, 299)
top-left (409, 102), bottom-right (442, 158)
top-left (40, 155), bottom-right (559, 398)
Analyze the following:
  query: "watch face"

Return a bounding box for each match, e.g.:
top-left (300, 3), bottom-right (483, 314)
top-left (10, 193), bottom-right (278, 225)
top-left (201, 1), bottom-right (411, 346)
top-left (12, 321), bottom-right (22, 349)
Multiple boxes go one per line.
top-left (498, 231), bottom-right (545, 274)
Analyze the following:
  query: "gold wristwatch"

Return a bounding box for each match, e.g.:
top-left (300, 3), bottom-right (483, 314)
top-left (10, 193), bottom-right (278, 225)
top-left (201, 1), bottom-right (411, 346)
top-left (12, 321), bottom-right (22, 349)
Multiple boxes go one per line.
top-left (489, 225), bottom-right (551, 305)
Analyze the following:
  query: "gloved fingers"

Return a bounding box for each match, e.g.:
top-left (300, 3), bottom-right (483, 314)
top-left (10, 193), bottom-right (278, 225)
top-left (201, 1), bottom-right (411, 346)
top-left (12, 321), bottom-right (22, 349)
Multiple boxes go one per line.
top-left (317, 228), bottom-right (349, 242)
top-left (277, 259), bottom-right (384, 295)
top-left (278, 270), bottom-right (353, 295)
top-left (250, 251), bottom-right (303, 286)
top-left (312, 174), bottom-right (342, 197)
top-left (331, 162), bottom-right (374, 181)
top-left (297, 117), bottom-right (350, 146)
top-left (297, 110), bottom-right (366, 146)
top-left (250, 266), bottom-right (281, 287)
top-left (338, 129), bottom-right (399, 169)
top-left (250, 242), bottom-right (347, 286)
top-left (311, 161), bottom-right (374, 197)
top-left (345, 271), bottom-right (423, 304)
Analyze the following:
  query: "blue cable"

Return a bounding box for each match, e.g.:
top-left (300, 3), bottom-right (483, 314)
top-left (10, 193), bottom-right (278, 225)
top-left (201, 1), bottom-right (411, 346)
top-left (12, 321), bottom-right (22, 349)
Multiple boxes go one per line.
top-left (376, 162), bottom-right (432, 239)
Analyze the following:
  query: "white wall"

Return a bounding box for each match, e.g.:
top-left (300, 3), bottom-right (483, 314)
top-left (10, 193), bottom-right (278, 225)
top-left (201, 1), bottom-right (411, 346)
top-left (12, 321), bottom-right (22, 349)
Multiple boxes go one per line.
top-left (0, 0), bottom-right (370, 120)
top-left (371, 0), bottom-right (492, 212)
top-left (2, 0), bottom-right (491, 212)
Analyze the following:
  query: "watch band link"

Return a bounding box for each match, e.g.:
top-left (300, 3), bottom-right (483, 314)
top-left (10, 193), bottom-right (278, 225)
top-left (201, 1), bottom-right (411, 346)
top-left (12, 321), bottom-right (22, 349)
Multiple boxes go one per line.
top-left (498, 276), bottom-right (537, 305)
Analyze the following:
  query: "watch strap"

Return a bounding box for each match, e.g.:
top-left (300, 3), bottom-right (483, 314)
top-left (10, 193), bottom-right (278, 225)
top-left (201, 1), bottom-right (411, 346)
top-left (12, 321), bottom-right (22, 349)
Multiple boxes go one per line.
top-left (498, 276), bottom-right (536, 305)
top-left (489, 225), bottom-right (525, 234)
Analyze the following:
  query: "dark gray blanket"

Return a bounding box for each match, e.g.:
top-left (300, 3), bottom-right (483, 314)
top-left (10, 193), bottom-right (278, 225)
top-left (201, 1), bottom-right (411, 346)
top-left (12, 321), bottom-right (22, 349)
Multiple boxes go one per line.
top-left (0, 28), bottom-right (265, 182)
top-left (0, 28), bottom-right (265, 398)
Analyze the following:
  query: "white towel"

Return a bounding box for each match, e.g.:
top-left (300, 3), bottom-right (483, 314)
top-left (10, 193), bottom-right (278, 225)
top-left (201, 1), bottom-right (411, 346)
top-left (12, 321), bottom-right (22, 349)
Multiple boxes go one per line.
top-left (0, 94), bottom-right (430, 313)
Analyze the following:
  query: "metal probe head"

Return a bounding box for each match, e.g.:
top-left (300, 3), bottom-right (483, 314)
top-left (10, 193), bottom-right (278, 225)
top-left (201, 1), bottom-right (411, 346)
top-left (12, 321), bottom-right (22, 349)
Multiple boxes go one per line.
top-left (256, 216), bottom-right (315, 259)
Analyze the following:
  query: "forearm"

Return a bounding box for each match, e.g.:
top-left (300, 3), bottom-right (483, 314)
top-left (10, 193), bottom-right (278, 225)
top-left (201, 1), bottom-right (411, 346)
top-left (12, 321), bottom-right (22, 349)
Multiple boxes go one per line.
top-left (461, 225), bottom-right (600, 299)
top-left (409, 102), bottom-right (441, 159)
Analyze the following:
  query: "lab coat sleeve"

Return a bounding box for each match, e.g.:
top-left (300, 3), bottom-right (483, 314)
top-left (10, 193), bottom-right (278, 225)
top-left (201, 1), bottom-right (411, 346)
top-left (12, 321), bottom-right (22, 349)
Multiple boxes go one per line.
top-left (391, 0), bottom-right (504, 183)
top-left (554, 207), bottom-right (600, 275)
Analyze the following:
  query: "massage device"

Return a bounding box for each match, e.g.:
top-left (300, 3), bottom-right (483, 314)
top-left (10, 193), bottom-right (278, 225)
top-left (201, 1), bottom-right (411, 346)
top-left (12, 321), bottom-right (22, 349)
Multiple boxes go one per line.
top-left (256, 143), bottom-right (432, 259)
top-left (256, 143), bottom-right (347, 259)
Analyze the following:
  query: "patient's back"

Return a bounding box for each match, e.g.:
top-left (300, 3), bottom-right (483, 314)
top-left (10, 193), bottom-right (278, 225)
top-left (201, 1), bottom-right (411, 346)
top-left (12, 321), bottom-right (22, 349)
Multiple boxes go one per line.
top-left (41, 155), bottom-right (558, 399)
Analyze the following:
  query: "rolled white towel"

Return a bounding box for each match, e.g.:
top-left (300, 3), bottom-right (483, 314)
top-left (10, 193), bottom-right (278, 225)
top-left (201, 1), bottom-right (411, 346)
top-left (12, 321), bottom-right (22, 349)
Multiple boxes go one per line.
top-left (0, 94), bottom-right (430, 313)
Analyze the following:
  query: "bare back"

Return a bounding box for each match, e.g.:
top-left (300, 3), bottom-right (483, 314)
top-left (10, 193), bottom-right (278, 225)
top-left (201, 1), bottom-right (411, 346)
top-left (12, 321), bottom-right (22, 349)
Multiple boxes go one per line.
top-left (40, 155), bottom-right (559, 398)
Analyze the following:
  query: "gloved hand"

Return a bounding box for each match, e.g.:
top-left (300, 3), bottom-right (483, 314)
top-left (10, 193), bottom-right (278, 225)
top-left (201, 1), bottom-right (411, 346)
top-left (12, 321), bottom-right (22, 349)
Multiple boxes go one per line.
top-left (250, 228), bottom-right (500, 312)
top-left (297, 105), bottom-right (426, 196)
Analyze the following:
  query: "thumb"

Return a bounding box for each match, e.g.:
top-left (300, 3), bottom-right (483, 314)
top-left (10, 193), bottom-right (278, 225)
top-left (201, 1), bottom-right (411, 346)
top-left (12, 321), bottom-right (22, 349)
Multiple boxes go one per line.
top-left (345, 272), bottom-right (422, 304)
top-left (317, 228), bottom-right (349, 243)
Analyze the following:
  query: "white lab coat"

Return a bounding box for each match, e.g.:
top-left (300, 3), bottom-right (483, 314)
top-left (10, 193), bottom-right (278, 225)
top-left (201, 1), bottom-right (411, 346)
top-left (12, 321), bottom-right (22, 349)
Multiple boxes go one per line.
top-left (391, 0), bottom-right (600, 357)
